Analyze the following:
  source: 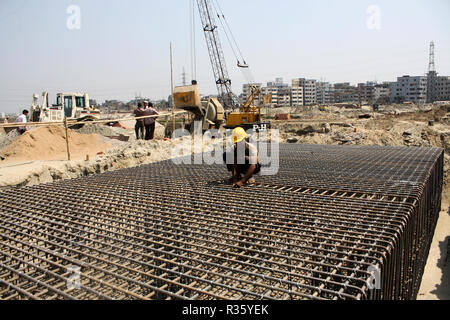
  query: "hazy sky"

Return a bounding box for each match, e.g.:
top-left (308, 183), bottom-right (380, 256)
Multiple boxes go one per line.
top-left (0, 0), bottom-right (449, 113)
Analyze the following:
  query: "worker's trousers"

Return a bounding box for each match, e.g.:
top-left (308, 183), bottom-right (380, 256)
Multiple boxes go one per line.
top-left (135, 121), bottom-right (144, 140)
top-left (145, 123), bottom-right (155, 140)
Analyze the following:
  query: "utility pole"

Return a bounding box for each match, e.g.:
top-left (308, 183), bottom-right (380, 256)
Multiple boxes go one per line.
top-left (64, 117), bottom-right (71, 161)
top-left (170, 42), bottom-right (175, 135)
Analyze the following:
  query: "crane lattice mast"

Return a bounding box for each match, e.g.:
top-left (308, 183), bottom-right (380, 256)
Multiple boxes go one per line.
top-left (196, 0), bottom-right (234, 108)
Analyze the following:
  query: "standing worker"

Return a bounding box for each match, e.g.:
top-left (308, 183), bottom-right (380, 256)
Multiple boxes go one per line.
top-left (143, 102), bottom-right (159, 140)
top-left (16, 110), bottom-right (29, 135)
top-left (223, 127), bottom-right (261, 188)
top-left (133, 103), bottom-right (145, 140)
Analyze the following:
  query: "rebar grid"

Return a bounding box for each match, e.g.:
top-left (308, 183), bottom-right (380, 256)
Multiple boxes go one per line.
top-left (0, 144), bottom-right (443, 300)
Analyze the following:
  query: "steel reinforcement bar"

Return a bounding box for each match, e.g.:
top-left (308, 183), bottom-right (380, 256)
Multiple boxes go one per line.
top-left (0, 144), bottom-right (444, 300)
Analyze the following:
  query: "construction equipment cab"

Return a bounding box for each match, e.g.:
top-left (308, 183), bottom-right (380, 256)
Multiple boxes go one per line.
top-left (30, 92), bottom-right (100, 126)
top-left (225, 85), bottom-right (265, 130)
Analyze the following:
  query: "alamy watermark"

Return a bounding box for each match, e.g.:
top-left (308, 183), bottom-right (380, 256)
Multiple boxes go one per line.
top-left (366, 265), bottom-right (381, 290)
top-left (366, 5), bottom-right (381, 30)
top-left (170, 122), bottom-right (280, 176)
top-left (67, 265), bottom-right (81, 290)
top-left (66, 5), bottom-right (81, 30)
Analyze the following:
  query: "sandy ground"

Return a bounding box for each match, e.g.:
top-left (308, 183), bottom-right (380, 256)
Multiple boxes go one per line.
top-left (0, 126), bottom-right (219, 189)
top-left (0, 126), bottom-right (111, 163)
top-left (418, 195), bottom-right (450, 300)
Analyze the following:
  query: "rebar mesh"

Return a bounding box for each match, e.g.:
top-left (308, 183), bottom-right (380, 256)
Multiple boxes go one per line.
top-left (0, 144), bottom-right (443, 300)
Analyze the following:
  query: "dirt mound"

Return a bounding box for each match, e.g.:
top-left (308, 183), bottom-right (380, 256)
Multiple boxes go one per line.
top-left (76, 124), bottom-right (120, 136)
top-left (75, 121), bottom-right (165, 140)
top-left (0, 129), bottom-right (20, 150)
top-left (0, 126), bottom-right (110, 162)
top-left (0, 135), bottom-right (220, 189)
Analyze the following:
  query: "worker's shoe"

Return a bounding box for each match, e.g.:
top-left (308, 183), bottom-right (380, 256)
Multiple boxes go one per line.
top-left (247, 177), bottom-right (256, 184)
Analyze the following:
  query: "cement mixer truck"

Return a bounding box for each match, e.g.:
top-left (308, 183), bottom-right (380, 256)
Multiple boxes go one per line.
top-left (172, 84), bottom-right (224, 133)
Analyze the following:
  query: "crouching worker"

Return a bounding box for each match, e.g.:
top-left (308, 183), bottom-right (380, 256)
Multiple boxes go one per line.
top-left (223, 127), bottom-right (261, 188)
top-left (16, 109), bottom-right (29, 135)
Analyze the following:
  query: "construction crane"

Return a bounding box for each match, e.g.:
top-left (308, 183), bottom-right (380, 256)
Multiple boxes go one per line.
top-left (173, 0), bottom-right (270, 132)
top-left (225, 84), bottom-right (263, 129)
top-left (196, 0), bottom-right (234, 109)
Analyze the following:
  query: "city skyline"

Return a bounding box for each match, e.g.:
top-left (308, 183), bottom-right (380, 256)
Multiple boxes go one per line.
top-left (1, 0), bottom-right (449, 113)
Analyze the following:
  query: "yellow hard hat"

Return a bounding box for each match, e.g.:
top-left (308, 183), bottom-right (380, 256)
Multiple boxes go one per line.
top-left (232, 127), bottom-right (247, 143)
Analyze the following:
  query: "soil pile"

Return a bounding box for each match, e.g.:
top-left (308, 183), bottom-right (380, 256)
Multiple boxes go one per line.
top-left (76, 124), bottom-right (121, 136)
top-left (0, 126), bottom-right (110, 162)
top-left (75, 121), bottom-right (165, 140)
top-left (0, 129), bottom-right (20, 150)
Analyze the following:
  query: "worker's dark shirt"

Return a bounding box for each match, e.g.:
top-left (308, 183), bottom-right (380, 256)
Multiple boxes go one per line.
top-left (233, 141), bottom-right (260, 165)
top-left (223, 141), bottom-right (261, 174)
top-left (143, 107), bottom-right (159, 125)
top-left (134, 108), bottom-right (145, 123)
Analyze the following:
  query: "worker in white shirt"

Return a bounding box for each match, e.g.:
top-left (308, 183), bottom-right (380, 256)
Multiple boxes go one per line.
top-left (16, 109), bottom-right (29, 135)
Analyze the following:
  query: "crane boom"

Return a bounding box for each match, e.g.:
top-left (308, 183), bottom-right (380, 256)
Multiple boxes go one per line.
top-left (196, 0), bottom-right (234, 109)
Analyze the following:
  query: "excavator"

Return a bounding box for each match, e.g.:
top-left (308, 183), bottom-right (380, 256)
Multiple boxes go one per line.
top-left (173, 0), bottom-right (269, 132)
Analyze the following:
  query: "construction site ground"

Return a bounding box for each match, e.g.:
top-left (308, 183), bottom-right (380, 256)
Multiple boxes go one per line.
top-left (0, 103), bottom-right (449, 299)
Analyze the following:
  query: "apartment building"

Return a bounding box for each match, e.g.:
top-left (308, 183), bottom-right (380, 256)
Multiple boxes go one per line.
top-left (292, 78), bottom-right (316, 105)
top-left (275, 87), bottom-right (292, 105)
top-left (373, 82), bottom-right (391, 103)
top-left (333, 83), bottom-right (358, 103)
top-left (390, 75), bottom-right (427, 103)
top-left (291, 86), bottom-right (304, 106)
top-left (433, 76), bottom-right (450, 101)
top-left (316, 82), bottom-right (334, 105)
top-left (427, 71), bottom-right (450, 102)
top-left (239, 72), bottom-right (450, 108)
top-left (259, 78), bottom-right (292, 106)
top-left (357, 82), bottom-right (376, 103)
